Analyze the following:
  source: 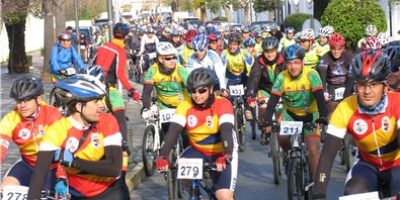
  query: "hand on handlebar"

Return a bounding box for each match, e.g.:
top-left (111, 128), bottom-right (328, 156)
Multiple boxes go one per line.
top-left (155, 155), bottom-right (169, 171)
top-left (246, 97), bottom-right (257, 108)
top-left (215, 154), bottom-right (232, 172)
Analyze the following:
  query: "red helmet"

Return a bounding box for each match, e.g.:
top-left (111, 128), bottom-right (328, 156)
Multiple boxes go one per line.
top-left (329, 32), bottom-right (345, 47)
top-left (58, 32), bottom-right (72, 41)
top-left (361, 36), bottom-right (382, 51)
top-left (351, 50), bottom-right (390, 82)
top-left (185, 29), bottom-right (197, 42)
top-left (207, 34), bottom-right (218, 41)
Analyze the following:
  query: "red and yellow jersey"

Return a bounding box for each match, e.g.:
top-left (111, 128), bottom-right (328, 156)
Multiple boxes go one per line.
top-left (39, 113), bottom-right (122, 197)
top-left (0, 102), bottom-right (62, 165)
top-left (171, 96), bottom-right (234, 155)
top-left (327, 92), bottom-right (400, 171)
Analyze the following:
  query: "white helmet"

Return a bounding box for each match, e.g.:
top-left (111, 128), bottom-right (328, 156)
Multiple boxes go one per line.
top-left (319, 25), bottom-right (334, 37)
top-left (300, 28), bottom-right (315, 41)
top-left (156, 42), bottom-right (178, 55)
top-left (365, 24), bottom-right (378, 36)
top-left (377, 32), bottom-right (392, 46)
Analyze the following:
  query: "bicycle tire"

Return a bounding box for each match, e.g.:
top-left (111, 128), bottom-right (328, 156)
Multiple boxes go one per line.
top-left (142, 125), bottom-right (157, 177)
top-left (167, 150), bottom-right (178, 200)
top-left (270, 131), bottom-right (281, 185)
top-left (235, 107), bottom-right (246, 152)
top-left (343, 134), bottom-right (353, 172)
top-left (287, 157), bottom-right (303, 200)
top-left (303, 155), bottom-right (313, 200)
top-left (251, 108), bottom-right (257, 140)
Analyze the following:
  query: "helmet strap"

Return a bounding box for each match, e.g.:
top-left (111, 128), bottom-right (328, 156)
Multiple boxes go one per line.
top-left (78, 102), bottom-right (96, 125)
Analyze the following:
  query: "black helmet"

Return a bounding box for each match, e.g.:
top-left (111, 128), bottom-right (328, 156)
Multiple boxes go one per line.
top-left (10, 76), bottom-right (44, 100)
top-left (351, 50), bottom-right (390, 83)
top-left (113, 22), bottom-right (130, 38)
top-left (228, 33), bottom-right (242, 44)
top-left (186, 68), bottom-right (217, 91)
top-left (262, 37), bottom-right (279, 51)
top-left (383, 45), bottom-right (400, 72)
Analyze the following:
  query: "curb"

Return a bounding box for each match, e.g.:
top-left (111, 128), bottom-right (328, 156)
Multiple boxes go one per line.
top-left (126, 162), bottom-right (146, 191)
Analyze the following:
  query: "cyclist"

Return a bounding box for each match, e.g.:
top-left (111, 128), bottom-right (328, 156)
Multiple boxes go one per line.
top-left (313, 50), bottom-right (400, 199)
top-left (298, 29), bottom-right (320, 70)
top-left (142, 42), bottom-right (189, 116)
top-left (155, 68), bottom-right (238, 200)
top-left (170, 29), bottom-right (182, 48)
top-left (254, 30), bottom-right (264, 55)
top-left (28, 74), bottom-right (127, 200)
top-left (208, 33), bottom-right (221, 54)
top-left (93, 22), bottom-right (141, 164)
top-left (360, 36), bottom-right (382, 51)
top-left (50, 32), bottom-right (85, 83)
top-left (279, 27), bottom-right (296, 51)
top-left (186, 34), bottom-right (227, 92)
top-left (139, 27), bottom-right (159, 74)
top-left (0, 77), bottom-right (62, 189)
top-left (221, 33), bottom-right (253, 95)
top-left (246, 37), bottom-right (285, 134)
top-left (357, 24), bottom-right (378, 50)
top-left (317, 32), bottom-right (354, 117)
top-left (177, 29), bottom-right (197, 66)
top-left (79, 33), bottom-right (89, 63)
top-left (270, 24), bottom-right (283, 41)
top-left (242, 37), bottom-right (257, 58)
top-left (377, 32), bottom-right (392, 47)
top-left (262, 44), bottom-right (328, 178)
top-left (316, 25), bottom-right (334, 57)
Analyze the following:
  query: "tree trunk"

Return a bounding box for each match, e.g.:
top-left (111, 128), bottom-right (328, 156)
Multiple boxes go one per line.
top-left (54, 0), bottom-right (66, 34)
top-left (313, 0), bottom-right (330, 20)
top-left (41, 0), bottom-right (55, 81)
top-left (5, 20), bottom-right (29, 74)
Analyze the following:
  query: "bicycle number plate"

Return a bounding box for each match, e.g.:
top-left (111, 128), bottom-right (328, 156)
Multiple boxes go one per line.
top-left (334, 87), bottom-right (345, 100)
top-left (159, 109), bottom-right (175, 123)
top-left (229, 85), bottom-right (244, 96)
top-left (279, 121), bottom-right (303, 136)
top-left (66, 68), bottom-right (76, 75)
top-left (339, 191), bottom-right (379, 200)
top-left (177, 158), bottom-right (203, 180)
top-left (148, 52), bottom-right (157, 59)
top-left (1, 186), bottom-right (28, 200)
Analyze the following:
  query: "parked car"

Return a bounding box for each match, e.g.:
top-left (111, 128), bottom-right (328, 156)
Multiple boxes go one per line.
top-left (250, 21), bottom-right (277, 31)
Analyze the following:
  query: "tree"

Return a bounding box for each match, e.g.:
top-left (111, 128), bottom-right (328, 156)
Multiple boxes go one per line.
top-left (321, 0), bottom-right (387, 50)
top-left (253, 0), bottom-right (280, 14)
top-left (1, 0), bottom-right (31, 74)
top-left (64, 0), bottom-right (107, 20)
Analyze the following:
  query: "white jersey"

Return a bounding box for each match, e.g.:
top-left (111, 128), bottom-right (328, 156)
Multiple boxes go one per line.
top-left (186, 50), bottom-right (227, 89)
top-left (140, 34), bottom-right (159, 54)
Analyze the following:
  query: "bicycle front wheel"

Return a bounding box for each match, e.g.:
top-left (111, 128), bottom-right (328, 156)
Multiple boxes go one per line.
top-left (270, 131), bottom-right (281, 185)
top-left (287, 157), bottom-right (303, 200)
top-left (250, 108), bottom-right (257, 140)
top-left (142, 125), bottom-right (157, 177)
top-left (235, 107), bottom-right (246, 152)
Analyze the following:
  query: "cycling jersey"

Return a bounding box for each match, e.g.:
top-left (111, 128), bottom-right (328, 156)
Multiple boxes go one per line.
top-left (143, 63), bottom-right (190, 109)
top-left (170, 96), bottom-right (234, 155)
top-left (221, 49), bottom-right (253, 75)
top-left (254, 42), bottom-right (263, 55)
top-left (315, 42), bottom-right (330, 57)
top-left (246, 53), bottom-right (285, 99)
top-left (39, 113), bottom-right (122, 197)
top-left (318, 51), bottom-right (353, 100)
top-left (271, 67), bottom-right (324, 116)
top-left (94, 39), bottom-right (133, 91)
top-left (327, 92), bottom-right (400, 171)
top-left (304, 46), bottom-right (320, 69)
top-left (0, 102), bottom-right (62, 165)
top-left (178, 43), bottom-right (194, 66)
top-left (279, 37), bottom-right (296, 51)
top-left (186, 50), bottom-right (227, 89)
top-left (139, 34), bottom-right (159, 54)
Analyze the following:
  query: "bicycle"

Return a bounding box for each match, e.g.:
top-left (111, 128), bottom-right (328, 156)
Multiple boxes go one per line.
top-left (161, 136), bottom-right (184, 200)
top-left (229, 83), bottom-right (247, 152)
top-left (283, 121), bottom-right (316, 200)
top-left (339, 133), bottom-right (356, 172)
top-left (142, 97), bottom-right (176, 177)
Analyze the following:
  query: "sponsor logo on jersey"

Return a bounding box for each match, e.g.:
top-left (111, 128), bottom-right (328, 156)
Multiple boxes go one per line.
top-left (206, 116), bottom-right (213, 127)
top-left (381, 116), bottom-right (390, 132)
top-left (18, 128), bottom-right (31, 140)
top-left (91, 133), bottom-right (101, 148)
top-left (353, 119), bottom-right (368, 135)
top-left (188, 115), bottom-right (197, 127)
top-left (66, 137), bottom-right (79, 152)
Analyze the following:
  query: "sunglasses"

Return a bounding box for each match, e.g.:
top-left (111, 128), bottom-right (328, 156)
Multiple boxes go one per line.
top-left (163, 56), bottom-right (177, 61)
top-left (189, 87), bottom-right (208, 94)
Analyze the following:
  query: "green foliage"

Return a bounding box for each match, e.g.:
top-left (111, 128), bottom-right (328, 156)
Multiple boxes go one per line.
top-left (213, 16), bottom-right (229, 21)
top-left (253, 0), bottom-right (282, 13)
top-left (1, 0), bottom-right (30, 24)
top-left (284, 13), bottom-right (313, 32)
top-left (321, 0), bottom-right (387, 49)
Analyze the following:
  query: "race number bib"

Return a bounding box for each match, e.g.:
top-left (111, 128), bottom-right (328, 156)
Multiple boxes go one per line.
top-left (66, 67), bottom-right (76, 75)
top-left (148, 52), bottom-right (157, 59)
top-left (80, 45), bottom-right (86, 50)
top-left (229, 85), bottom-right (244, 96)
top-left (177, 158), bottom-right (203, 179)
top-left (1, 186), bottom-right (28, 200)
top-left (334, 87), bottom-right (345, 100)
top-left (159, 109), bottom-right (175, 124)
top-left (339, 191), bottom-right (379, 200)
top-left (280, 121), bottom-right (303, 136)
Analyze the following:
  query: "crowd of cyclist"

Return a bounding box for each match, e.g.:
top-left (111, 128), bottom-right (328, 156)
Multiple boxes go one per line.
top-left (1, 15), bottom-right (400, 200)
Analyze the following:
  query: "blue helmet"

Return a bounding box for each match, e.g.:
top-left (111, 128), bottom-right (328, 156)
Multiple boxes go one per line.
top-left (282, 44), bottom-right (305, 61)
top-left (243, 38), bottom-right (256, 47)
top-left (113, 22), bottom-right (129, 38)
top-left (80, 65), bottom-right (104, 82)
top-left (54, 75), bottom-right (106, 104)
top-left (192, 34), bottom-right (209, 51)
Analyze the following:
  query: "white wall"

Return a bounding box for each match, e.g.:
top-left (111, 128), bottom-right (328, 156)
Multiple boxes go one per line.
top-left (0, 14), bottom-right (44, 63)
